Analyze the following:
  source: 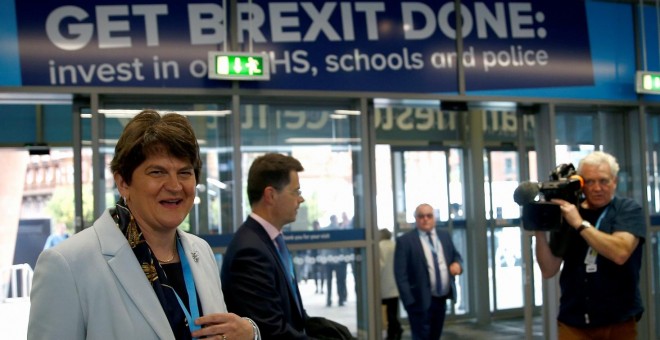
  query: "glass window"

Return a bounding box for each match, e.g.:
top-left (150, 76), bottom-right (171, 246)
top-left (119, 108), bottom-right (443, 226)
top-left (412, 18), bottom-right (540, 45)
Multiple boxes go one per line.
top-left (239, 101), bottom-right (367, 336)
top-left (239, 102), bottom-right (364, 230)
top-left (97, 99), bottom-right (234, 235)
top-left (555, 108), bottom-right (639, 201)
top-left (373, 98), bottom-right (469, 319)
top-left (0, 95), bottom-right (85, 263)
top-left (11, 148), bottom-right (83, 304)
top-left (647, 112), bottom-right (660, 336)
top-left (486, 150), bottom-right (524, 311)
top-left (490, 226), bottom-right (523, 309)
top-left (647, 112), bottom-right (660, 215)
top-left (218, 246), bottom-right (368, 336)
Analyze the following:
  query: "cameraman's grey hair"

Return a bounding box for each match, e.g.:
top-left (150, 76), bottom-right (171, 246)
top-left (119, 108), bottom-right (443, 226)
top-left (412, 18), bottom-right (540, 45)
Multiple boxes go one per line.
top-left (578, 151), bottom-right (619, 178)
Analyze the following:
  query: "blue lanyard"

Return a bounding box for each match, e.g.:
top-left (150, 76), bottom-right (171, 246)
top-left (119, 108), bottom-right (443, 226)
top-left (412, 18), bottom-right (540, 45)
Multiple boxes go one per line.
top-left (594, 206), bottom-right (609, 230)
top-left (173, 239), bottom-right (201, 337)
top-left (584, 205), bottom-right (611, 265)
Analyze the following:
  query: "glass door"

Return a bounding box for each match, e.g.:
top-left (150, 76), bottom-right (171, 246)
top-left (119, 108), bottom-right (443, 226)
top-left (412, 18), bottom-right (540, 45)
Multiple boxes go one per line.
top-left (378, 147), bottom-right (469, 318)
top-left (485, 150), bottom-right (526, 312)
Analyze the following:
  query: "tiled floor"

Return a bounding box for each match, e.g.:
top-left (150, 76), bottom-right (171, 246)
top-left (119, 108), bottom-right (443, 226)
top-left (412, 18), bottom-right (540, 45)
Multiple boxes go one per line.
top-left (300, 270), bottom-right (545, 339)
top-left (422, 317), bottom-right (543, 339)
top-left (4, 296), bottom-right (543, 339)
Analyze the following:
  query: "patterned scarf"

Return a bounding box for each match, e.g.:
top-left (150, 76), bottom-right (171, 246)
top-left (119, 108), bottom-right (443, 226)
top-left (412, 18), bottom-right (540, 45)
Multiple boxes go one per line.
top-left (112, 201), bottom-right (191, 340)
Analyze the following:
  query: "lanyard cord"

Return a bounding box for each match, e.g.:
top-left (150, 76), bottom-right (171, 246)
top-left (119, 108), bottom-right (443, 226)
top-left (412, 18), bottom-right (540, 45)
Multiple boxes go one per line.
top-left (584, 206), bottom-right (610, 264)
top-left (593, 206), bottom-right (609, 230)
top-left (173, 239), bottom-right (201, 337)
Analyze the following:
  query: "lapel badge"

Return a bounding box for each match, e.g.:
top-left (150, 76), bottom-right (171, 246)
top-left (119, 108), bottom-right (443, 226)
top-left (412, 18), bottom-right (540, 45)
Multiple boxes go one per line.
top-left (191, 250), bottom-right (199, 263)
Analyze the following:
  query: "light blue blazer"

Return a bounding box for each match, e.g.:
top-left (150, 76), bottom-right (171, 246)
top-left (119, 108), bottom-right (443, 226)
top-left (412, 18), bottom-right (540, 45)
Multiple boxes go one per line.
top-left (28, 208), bottom-right (228, 340)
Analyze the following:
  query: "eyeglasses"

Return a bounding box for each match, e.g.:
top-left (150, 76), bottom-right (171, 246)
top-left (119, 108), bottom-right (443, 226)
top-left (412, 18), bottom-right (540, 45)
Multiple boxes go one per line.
top-left (270, 186), bottom-right (302, 197)
top-left (584, 178), bottom-right (612, 187)
top-left (416, 213), bottom-right (434, 219)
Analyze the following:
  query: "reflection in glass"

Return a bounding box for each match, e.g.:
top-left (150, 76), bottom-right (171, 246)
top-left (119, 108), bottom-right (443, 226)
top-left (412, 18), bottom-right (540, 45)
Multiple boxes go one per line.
top-left (649, 114), bottom-right (660, 214)
top-left (97, 101), bottom-right (234, 234)
top-left (216, 247), bottom-right (364, 335)
top-left (243, 246), bottom-right (366, 337)
top-left (239, 103), bottom-right (364, 230)
top-left (238, 103), bottom-right (366, 336)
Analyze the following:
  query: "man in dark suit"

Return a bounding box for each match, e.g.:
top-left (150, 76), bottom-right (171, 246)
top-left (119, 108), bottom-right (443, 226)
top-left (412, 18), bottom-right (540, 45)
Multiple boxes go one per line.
top-left (323, 214), bottom-right (347, 307)
top-left (394, 203), bottom-right (463, 340)
top-left (221, 153), bottom-right (308, 339)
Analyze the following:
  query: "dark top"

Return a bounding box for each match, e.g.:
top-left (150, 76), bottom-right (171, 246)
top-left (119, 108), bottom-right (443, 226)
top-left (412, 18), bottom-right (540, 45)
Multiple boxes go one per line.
top-left (162, 262), bottom-right (203, 340)
top-left (557, 196), bottom-right (646, 327)
top-left (162, 263), bottom-right (189, 309)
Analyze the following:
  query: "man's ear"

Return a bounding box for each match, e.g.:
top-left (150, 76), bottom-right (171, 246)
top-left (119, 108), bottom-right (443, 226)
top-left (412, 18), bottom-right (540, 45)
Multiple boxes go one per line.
top-left (114, 172), bottom-right (129, 198)
top-left (263, 186), bottom-right (277, 205)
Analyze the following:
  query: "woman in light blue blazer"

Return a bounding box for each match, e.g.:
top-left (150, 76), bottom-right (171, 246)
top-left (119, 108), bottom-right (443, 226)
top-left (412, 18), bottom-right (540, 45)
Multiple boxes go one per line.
top-left (28, 110), bottom-right (259, 340)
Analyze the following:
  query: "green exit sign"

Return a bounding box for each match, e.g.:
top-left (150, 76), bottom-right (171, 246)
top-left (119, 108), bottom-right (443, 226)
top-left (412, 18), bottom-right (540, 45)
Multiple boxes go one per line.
top-left (636, 71), bottom-right (660, 94)
top-left (208, 52), bottom-right (270, 81)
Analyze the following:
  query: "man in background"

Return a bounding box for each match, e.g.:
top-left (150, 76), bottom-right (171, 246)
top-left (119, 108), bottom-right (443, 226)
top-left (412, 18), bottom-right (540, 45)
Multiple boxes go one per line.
top-left (323, 214), bottom-right (347, 307)
top-left (42, 222), bottom-right (69, 250)
top-left (379, 228), bottom-right (402, 340)
top-left (394, 203), bottom-right (463, 340)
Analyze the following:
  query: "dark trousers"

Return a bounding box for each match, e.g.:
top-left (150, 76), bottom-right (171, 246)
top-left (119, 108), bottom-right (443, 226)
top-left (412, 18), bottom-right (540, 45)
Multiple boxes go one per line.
top-left (313, 264), bottom-right (325, 292)
top-left (326, 263), bottom-right (347, 305)
top-left (382, 297), bottom-right (402, 338)
top-left (407, 296), bottom-right (447, 340)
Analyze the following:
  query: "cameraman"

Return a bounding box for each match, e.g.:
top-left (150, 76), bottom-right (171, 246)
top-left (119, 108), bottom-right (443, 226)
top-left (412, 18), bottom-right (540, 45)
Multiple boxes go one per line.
top-left (534, 151), bottom-right (646, 339)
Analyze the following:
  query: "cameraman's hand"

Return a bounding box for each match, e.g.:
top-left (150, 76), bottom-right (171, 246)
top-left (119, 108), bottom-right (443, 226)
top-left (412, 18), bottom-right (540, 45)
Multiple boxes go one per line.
top-left (550, 198), bottom-right (581, 229)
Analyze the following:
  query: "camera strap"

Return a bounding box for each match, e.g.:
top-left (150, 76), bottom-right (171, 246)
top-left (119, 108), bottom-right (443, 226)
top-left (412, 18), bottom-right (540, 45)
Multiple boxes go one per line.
top-left (583, 206), bottom-right (609, 273)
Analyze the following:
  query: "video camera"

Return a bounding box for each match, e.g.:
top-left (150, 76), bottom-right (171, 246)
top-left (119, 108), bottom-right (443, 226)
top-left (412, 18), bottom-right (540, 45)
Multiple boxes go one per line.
top-left (513, 163), bottom-right (584, 231)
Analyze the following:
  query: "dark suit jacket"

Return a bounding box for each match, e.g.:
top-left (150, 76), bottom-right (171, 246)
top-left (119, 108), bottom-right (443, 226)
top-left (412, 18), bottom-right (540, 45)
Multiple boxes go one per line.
top-left (394, 227), bottom-right (462, 313)
top-left (221, 216), bottom-right (308, 339)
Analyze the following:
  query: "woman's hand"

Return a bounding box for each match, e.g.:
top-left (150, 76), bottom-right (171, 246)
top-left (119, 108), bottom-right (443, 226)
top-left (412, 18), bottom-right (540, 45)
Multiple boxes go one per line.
top-left (192, 313), bottom-right (254, 340)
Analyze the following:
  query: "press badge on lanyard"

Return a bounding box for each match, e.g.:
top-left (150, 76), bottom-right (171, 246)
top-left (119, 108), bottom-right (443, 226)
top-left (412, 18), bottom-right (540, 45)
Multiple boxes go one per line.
top-left (583, 206), bottom-right (609, 273)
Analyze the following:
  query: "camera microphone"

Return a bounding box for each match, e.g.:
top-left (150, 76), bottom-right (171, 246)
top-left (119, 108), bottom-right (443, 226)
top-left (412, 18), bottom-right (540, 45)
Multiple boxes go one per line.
top-left (513, 181), bottom-right (540, 206)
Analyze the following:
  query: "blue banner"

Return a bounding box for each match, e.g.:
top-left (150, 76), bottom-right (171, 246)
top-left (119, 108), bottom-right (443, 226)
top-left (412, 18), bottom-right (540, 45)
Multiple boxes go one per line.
top-left (12, 0), bottom-right (593, 93)
top-left (202, 229), bottom-right (365, 247)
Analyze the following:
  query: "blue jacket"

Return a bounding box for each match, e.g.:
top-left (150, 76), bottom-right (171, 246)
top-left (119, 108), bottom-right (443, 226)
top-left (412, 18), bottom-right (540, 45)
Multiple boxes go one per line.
top-left (394, 227), bottom-right (462, 313)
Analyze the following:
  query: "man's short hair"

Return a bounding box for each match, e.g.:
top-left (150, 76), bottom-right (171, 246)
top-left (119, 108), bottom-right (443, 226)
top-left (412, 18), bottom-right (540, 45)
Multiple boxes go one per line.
top-left (578, 151), bottom-right (619, 178)
top-left (247, 153), bottom-right (304, 205)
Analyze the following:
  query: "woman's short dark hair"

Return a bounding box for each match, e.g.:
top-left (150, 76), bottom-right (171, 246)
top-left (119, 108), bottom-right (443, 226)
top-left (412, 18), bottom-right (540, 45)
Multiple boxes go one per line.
top-left (247, 153), bottom-right (304, 205)
top-left (110, 110), bottom-right (202, 185)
